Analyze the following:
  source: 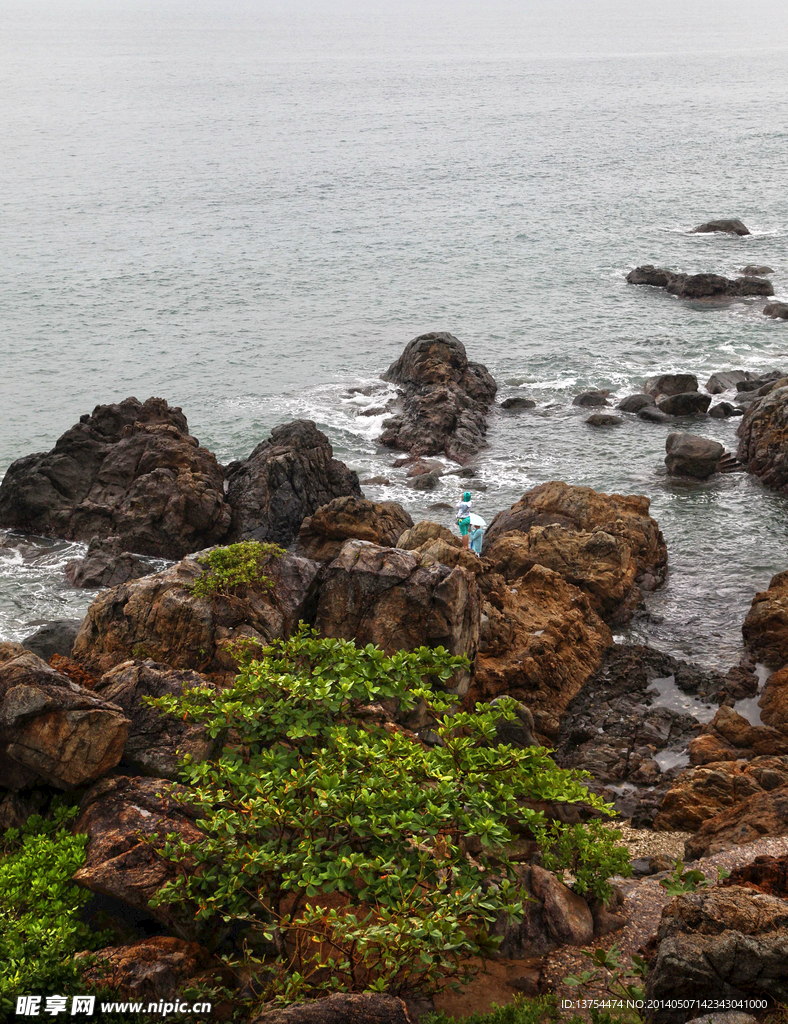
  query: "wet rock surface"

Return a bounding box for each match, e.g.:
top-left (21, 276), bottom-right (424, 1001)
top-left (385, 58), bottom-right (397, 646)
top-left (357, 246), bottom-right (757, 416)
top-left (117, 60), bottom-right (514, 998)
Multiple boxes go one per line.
top-left (0, 397), bottom-right (231, 559)
top-left (645, 374), bottom-right (699, 398)
top-left (737, 386), bottom-right (788, 494)
top-left (72, 549), bottom-right (321, 680)
top-left (65, 535), bottom-right (160, 589)
top-left (0, 642), bottom-right (129, 791)
top-left (296, 495), bottom-right (413, 563)
top-left (379, 332), bottom-right (497, 464)
top-left (225, 420), bottom-right (361, 546)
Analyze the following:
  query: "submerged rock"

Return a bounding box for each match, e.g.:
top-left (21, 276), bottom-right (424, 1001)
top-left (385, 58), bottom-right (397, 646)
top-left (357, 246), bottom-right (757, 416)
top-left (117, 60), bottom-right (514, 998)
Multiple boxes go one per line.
top-left (585, 413), bottom-right (622, 427)
top-left (691, 218), bottom-right (750, 235)
top-left (225, 420), bottom-right (361, 547)
top-left (379, 332), bottom-right (497, 464)
top-left (0, 397), bottom-right (231, 559)
top-left (665, 433), bottom-right (724, 479)
top-left (572, 390), bottom-right (609, 407)
top-left (742, 264), bottom-right (774, 276)
top-left (500, 395), bottom-right (536, 411)
top-left (764, 302), bottom-right (788, 320)
top-left (627, 266), bottom-right (773, 299)
top-left (296, 495), bottom-right (413, 563)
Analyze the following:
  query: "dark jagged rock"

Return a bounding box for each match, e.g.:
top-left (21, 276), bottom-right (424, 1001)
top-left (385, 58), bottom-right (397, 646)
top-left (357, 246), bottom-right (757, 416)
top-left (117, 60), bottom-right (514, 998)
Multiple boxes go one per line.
top-left (627, 266), bottom-right (773, 300)
top-left (618, 394), bottom-right (655, 413)
top-left (65, 536), bottom-right (160, 589)
top-left (644, 374), bottom-right (699, 398)
top-left (21, 619), bottom-right (82, 660)
top-left (0, 397), bottom-right (231, 559)
top-left (691, 218), bottom-right (750, 235)
top-left (296, 495), bottom-right (413, 563)
top-left (379, 332), bottom-right (497, 464)
top-left (572, 390), bottom-right (609, 408)
top-left (500, 396), bottom-right (536, 411)
top-left (737, 385), bottom-right (788, 494)
top-left (656, 392), bottom-right (711, 417)
top-left (665, 433), bottom-right (724, 479)
top-left (0, 643), bottom-right (129, 791)
top-left (225, 420), bottom-right (361, 546)
top-left (764, 302), bottom-right (788, 320)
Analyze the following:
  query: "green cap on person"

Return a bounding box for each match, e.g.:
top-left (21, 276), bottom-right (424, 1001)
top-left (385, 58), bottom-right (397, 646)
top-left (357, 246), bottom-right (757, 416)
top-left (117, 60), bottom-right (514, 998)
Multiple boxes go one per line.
top-left (463, 491), bottom-right (471, 501)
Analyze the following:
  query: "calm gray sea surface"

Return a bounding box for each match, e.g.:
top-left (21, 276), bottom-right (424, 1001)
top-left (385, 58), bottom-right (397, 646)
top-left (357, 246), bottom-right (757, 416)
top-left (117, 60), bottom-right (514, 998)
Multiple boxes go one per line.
top-left (1, 0), bottom-right (787, 666)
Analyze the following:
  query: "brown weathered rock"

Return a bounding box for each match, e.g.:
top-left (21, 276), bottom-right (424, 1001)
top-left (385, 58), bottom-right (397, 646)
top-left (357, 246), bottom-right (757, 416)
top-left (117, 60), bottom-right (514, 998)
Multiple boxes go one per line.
top-left (397, 520), bottom-right (482, 573)
top-left (530, 864), bottom-right (594, 946)
top-left (79, 937), bottom-right (219, 1003)
top-left (225, 420), bottom-right (361, 546)
top-left (72, 548), bottom-right (321, 680)
top-left (315, 540), bottom-right (481, 695)
top-left (726, 854), bottom-right (788, 897)
top-left (742, 570), bottom-right (788, 668)
top-left (471, 565), bottom-right (613, 741)
top-left (297, 495), bottom-right (413, 563)
top-left (689, 705), bottom-right (788, 765)
top-left (251, 994), bottom-right (413, 1024)
top-left (737, 387), bottom-right (788, 495)
top-left (66, 535), bottom-right (160, 589)
top-left (0, 642), bottom-right (129, 791)
top-left (0, 397), bottom-right (231, 559)
top-left (645, 886), bottom-right (788, 1023)
top-left (379, 332), bottom-right (497, 464)
top-left (95, 661), bottom-right (219, 779)
top-left (482, 482), bottom-right (666, 625)
top-left (73, 776), bottom-right (208, 941)
top-left (759, 666), bottom-right (788, 731)
top-left (655, 756), bottom-right (788, 832)
top-left (685, 783), bottom-right (788, 859)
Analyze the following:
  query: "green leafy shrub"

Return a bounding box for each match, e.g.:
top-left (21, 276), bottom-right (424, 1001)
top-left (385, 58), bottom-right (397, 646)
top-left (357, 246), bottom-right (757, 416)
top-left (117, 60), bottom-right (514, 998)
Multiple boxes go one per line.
top-left (0, 806), bottom-right (100, 1016)
top-left (659, 860), bottom-right (730, 896)
top-left (147, 627), bottom-right (629, 1007)
top-left (188, 541), bottom-right (284, 599)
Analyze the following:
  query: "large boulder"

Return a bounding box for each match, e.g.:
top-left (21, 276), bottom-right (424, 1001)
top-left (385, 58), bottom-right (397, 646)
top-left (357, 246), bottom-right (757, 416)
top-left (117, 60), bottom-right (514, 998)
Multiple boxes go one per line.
top-left (65, 536), bottom-right (160, 589)
top-left (482, 482), bottom-right (666, 623)
top-left (397, 520), bottom-right (483, 573)
top-left (737, 387), bottom-right (788, 494)
top-left (379, 332), bottom-right (497, 464)
top-left (665, 432), bottom-right (724, 479)
top-left (645, 374), bottom-right (699, 398)
top-left (0, 643), bottom-right (129, 791)
top-left (72, 776), bottom-right (209, 942)
top-left (645, 887), bottom-right (788, 1023)
top-left (627, 266), bottom-right (772, 300)
top-left (655, 756), bottom-right (788, 832)
top-left (657, 392), bottom-right (711, 417)
top-left (764, 302), bottom-right (788, 320)
top-left (471, 565), bottom-right (613, 741)
top-left (685, 782), bottom-right (788, 859)
top-left (689, 705), bottom-right (788, 765)
top-left (315, 540), bottom-right (481, 695)
top-left (94, 661), bottom-right (219, 779)
top-left (72, 548), bottom-right (321, 680)
top-left (707, 371), bottom-right (751, 394)
top-left (742, 570), bottom-right (788, 668)
top-left (225, 420), bottom-right (361, 546)
top-left (296, 495), bottom-right (413, 563)
top-left (0, 397), bottom-right (231, 559)
top-left (691, 218), bottom-right (751, 235)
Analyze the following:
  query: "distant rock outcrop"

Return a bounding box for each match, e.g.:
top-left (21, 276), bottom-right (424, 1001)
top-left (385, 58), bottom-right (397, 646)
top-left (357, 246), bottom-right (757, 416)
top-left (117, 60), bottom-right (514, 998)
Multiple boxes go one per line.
top-left (379, 332), bottom-right (497, 464)
top-left (691, 218), bottom-right (751, 235)
top-left (0, 397), bottom-right (231, 559)
top-left (627, 265), bottom-right (773, 299)
top-left (764, 302), bottom-right (788, 320)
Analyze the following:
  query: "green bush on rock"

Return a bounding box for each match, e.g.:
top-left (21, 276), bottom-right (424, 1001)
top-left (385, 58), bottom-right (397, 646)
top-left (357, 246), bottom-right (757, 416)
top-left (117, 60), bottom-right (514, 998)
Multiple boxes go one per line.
top-left (188, 541), bottom-right (284, 599)
top-left (147, 627), bottom-right (630, 1008)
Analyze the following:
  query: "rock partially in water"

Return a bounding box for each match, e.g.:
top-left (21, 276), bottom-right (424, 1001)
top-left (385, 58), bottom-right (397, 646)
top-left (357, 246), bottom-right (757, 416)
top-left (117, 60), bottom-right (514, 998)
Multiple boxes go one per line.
top-left (21, 618), bottom-right (82, 660)
top-left (0, 643), bottom-right (129, 791)
top-left (296, 495), bottom-right (413, 563)
top-left (585, 413), bottom-right (622, 427)
top-left (709, 401), bottom-right (741, 419)
top-left (72, 548), bottom-right (321, 680)
top-left (65, 536), bottom-right (160, 589)
top-left (742, 264), bottom-right (774, 276)
top-left (225, 420), bottom-right (361, 547)
top-left (645, 887), bottom-right (788, 1023)
top-left (0, 397), bottom-right (231, 559)
top-left (689, 705), bottom-right (788, 765)
top-left (691, 218), bottom-right (750, 235)
top-left (379, 332), bottom-right (497, 464)
top-left (572, 390), bottom-right (609, 408)
top-left (706, 370), bottom-right (750, 394)
top-left (665, 432), bottom-right (724, 479)
top-left (618, 393), bottom-right (655, 413)
top-left (764, 301), bottom-right (788, 320)
top-left (737, 389), bottom-right (788, 496)
top-left (627, 266), bottom-right (773, 299)
top-left (500, 396), bottom-right (536, 411)
top-left (645, 374), bottom-right (699, 398)
top-left (638, 406), bottom-right (672, 424)
top-left (742, 570), bottom-right (788, 668)
top-left (656, 392), bottom-right (711, 417)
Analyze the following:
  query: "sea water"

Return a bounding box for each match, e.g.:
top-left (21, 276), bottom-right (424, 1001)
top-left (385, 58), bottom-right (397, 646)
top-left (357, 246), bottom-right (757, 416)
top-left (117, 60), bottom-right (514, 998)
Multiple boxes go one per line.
top-left (1, 0), bottom-right (788, 665)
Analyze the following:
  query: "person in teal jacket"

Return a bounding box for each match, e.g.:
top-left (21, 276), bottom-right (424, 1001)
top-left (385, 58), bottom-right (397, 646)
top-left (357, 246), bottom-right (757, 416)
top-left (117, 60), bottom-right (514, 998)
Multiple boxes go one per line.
top-left (456, 491), bottom-right (472, 549)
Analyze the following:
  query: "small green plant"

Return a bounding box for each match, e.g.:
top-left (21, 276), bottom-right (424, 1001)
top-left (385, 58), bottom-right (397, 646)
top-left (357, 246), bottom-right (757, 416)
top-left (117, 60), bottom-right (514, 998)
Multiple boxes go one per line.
top-left (423, 993), bottom-right (564, 1024)
top-left (564, 943), bottom-right (648, 1023)
top-left (145, 627), bottom-right (630, 1010)
top-left (188, 541), bottom-right (284, 599)
top-left (0, 806), bottom-right (102, 1016)
top-left (659, 860), bottom-right (730, 896)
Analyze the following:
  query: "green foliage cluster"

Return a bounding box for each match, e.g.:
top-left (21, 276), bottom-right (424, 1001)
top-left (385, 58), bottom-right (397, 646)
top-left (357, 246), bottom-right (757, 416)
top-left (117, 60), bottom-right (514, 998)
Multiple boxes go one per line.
top-left (0, 806), bottom-right (98, 1016)
top-left (424, 993), bottom-right (564, 1024)
top-left (659, 859), bottom-right (729, 896)
top-left (564, 942), bottom-right (647, 1023)
top-left (146, 627), bottom-right (629, 1009)
top-left (188, 541), bottom-right (284, 599)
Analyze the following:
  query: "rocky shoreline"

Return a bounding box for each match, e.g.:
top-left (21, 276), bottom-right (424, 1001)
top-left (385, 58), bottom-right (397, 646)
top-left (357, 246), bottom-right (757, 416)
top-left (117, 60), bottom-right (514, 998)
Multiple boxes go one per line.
top-left (2, 321), bottom-right (788, 1021)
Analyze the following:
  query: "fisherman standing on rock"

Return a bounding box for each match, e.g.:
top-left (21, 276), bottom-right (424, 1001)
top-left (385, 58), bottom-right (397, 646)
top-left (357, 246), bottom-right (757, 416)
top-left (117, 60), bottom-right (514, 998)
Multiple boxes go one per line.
top-left (456, 491), bottom-right (486, 555)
